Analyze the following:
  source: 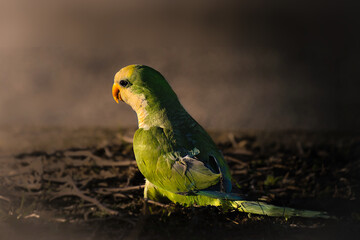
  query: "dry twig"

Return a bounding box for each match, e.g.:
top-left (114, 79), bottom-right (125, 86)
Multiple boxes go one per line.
top-left (50, 176), bottom-right (119, 215)
top-left (146, 199), bottom-right (170, 208)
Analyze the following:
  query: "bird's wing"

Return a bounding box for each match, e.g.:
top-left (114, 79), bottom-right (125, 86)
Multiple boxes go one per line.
top-left (186, 123), bottom-right (232, 192)
top-left (133, 126), bottom-right (227, 194)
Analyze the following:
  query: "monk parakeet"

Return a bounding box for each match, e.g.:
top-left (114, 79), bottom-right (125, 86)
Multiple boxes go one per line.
top-left (112, 64), bottom-right (328, 218)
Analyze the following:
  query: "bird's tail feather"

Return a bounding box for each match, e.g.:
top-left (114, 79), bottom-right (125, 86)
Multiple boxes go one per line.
top-left (231, 200), bottom-right (330, 218)
top-left (199, 190), bottom-right (330, 218)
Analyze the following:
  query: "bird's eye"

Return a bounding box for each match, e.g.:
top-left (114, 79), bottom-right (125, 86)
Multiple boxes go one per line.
top-left (119, 80), bottom-right (129, 87)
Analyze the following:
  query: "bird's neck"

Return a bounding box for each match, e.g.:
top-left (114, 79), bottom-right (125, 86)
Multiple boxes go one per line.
top-left (133, 97), bottom-right (190, 130)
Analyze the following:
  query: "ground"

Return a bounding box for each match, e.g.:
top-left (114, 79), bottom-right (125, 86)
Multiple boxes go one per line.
top-left (0, 127), bottom-right (359, 240)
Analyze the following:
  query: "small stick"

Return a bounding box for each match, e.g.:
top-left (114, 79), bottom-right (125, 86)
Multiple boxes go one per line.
top-left (64, 151), bottom-right (137, 167)
top-left (146, 199), bottom-right (169, 208)
top-left (122, 136), bottom-right (134, 143)
top-left (224, 156), bottom-right (248, 166)
top-left (0, 195), bottom-right (10, 203)
top-left (296, 141), bottom-right (304, 155)
top-left (105, 185), bottom-right (145, 192)
top-left (228, 133), bottom-right (238, 147)
top-left (51, 176), bottom-right (119, 215)
top-left (51, 190), bottom-right (118, 215)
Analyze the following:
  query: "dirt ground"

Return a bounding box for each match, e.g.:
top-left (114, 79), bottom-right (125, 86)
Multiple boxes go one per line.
top-left (0, 127), bottom-right (359, 240)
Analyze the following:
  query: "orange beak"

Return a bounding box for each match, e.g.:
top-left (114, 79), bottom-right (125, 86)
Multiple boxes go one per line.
top-left (112, 83), bottom-right (122, 103)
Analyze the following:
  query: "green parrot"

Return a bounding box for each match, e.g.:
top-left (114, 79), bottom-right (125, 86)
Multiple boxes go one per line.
top-left (112, 64), bottom-right (329, 218)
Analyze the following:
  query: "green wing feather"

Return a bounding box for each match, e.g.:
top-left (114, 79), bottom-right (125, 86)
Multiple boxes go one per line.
top-left (134, 126), bottom-right (230, 194)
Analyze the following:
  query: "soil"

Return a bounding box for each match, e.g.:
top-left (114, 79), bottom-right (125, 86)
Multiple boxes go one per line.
top-left (0, 127), bottom-right (359, 240)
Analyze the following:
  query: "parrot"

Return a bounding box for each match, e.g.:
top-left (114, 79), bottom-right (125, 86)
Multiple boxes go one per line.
top-left (112, 64), bottom-right (329, 218)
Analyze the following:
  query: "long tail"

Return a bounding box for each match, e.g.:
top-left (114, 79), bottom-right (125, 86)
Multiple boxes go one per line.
top-left (231, 200), bottom-right (330, 218)
top-left (199, 190), bottom-right (330, 218)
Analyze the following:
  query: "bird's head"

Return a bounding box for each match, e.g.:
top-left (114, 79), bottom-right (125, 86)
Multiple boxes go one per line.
top-left (112, 64), bottom-right (181, 128)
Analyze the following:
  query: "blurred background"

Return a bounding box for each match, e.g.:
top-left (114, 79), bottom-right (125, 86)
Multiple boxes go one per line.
top-left (1, 1), bottom-right (360, 238)
top-left (0, 0), bottom-right (359, 131)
